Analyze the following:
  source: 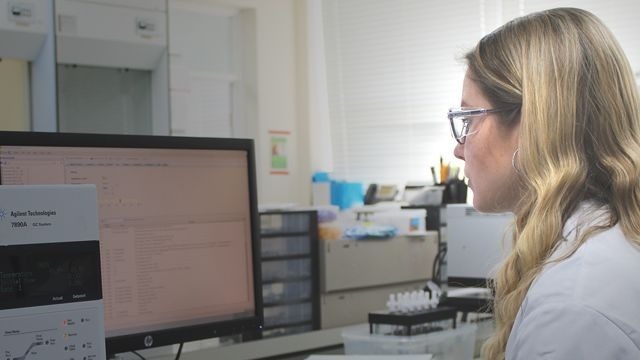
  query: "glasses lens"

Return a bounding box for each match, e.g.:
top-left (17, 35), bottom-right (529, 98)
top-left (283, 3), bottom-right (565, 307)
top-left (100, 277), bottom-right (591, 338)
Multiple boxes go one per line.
top-left (451, 116), bottom-right (468, 140)
top-left (449, 107), bottom-right (490, 143)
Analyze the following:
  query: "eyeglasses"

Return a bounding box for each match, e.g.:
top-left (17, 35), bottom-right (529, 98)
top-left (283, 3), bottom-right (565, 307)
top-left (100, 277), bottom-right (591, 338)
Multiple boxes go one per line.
top-left (448, 107), bottom-right (505, 144)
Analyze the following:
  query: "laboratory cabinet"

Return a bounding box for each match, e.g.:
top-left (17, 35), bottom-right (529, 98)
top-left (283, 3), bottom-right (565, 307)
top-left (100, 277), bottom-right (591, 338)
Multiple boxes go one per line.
top-left (320, 233), bottom-right (439, 328)
top-left (259, 210), bottom-right (320, 338)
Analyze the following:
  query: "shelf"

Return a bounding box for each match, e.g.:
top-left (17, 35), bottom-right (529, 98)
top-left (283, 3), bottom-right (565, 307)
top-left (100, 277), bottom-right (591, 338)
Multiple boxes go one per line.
top-left (262, 320), bottom-right (314, 331)
top-left (263, 298), bottom-right (313, 308)
top-left (262, 254), bottom-right (310, 261)
top-left (262, 276), bottom-right (312, 285)
top-left (260, 231), bottom-right (311, 238)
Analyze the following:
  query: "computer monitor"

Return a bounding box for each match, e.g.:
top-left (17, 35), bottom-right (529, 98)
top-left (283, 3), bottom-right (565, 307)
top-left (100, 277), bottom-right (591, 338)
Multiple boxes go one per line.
top-left (0, 131), bottom-right (263, 355)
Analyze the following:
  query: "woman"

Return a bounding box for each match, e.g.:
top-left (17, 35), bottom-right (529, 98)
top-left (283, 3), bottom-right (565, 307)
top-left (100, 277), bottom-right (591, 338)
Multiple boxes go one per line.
top-left (449, 8), bottom-right (640, 359)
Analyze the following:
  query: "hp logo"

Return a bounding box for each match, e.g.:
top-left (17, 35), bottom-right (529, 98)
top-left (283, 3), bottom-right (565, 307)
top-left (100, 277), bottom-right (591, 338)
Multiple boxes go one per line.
top-left (144, 335), bottom-right (154, 347)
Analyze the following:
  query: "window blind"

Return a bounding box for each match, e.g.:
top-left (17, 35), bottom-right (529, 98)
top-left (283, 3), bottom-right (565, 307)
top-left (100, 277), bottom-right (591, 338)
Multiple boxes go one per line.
top-left (322, 0), bottom-right (494, 185)
top-left (321, 0), bottom-right (640, 187)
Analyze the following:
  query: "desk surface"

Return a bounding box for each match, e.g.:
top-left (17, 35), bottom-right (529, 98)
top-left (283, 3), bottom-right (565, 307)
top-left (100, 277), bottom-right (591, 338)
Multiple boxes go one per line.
top-left (116, 323), bottom-right (484, 360)
top-left (139, 326), bottom-right (346, 360)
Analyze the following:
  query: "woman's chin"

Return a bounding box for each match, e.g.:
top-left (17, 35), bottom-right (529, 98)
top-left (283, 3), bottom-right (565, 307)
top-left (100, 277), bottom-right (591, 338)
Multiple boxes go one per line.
top-left (472, 197), bottom-right (484, 212)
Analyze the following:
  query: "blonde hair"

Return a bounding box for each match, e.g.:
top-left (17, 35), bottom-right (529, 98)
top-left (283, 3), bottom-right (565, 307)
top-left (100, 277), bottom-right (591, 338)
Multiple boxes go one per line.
top-left (465, 8), bottom-right (640, 359)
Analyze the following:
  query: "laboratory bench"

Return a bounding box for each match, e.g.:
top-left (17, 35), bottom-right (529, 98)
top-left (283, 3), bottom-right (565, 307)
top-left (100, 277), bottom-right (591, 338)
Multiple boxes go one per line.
top-left (135, 321), bottom-right (486, 360)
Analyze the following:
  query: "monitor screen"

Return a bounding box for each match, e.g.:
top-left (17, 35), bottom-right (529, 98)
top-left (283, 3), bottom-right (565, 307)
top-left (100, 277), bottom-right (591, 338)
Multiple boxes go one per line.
top-left (0, 131), bottom-right (262, 354)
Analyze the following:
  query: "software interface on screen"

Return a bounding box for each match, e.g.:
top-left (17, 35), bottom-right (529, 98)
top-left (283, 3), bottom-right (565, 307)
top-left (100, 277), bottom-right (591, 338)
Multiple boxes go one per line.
top-left (0, 145), bottom-right (255, 338)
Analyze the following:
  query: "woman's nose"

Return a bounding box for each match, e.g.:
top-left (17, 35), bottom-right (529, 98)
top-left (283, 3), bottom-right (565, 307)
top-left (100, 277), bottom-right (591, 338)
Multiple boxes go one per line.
top-left (454, 143), bottom-right (465, 161)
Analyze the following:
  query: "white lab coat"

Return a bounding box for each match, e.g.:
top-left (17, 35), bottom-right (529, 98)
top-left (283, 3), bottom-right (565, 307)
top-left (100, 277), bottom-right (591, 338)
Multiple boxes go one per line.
top-left (505, 202), bottom-right (640, 359)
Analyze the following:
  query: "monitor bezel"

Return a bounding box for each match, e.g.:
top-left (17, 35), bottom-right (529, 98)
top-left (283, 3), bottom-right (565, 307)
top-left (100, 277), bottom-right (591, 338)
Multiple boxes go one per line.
top-left (0, 131), bottom-right (264, 355)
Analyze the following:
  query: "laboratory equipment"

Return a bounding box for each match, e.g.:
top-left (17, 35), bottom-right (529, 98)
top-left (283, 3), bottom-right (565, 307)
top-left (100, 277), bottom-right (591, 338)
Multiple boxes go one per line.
top-left (342, 284), bottom-right (475, 359)
top-left (0, 131), bottom-right (262, 355)
top-left (403, 185), bottom-right (444, 206)
top-left (0, 185), bottom-right (106, 359)
top-left (369, 306), bottom-right (457, 337)
top-left (446, 204), bottom-right (513, 287)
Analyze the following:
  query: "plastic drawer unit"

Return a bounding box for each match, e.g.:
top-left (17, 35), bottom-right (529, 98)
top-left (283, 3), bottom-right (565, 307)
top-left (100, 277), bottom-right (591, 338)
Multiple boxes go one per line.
top-left (263, 302), bottom-right (313, 326)
top-left (259, 210), bottom-right (320, 338)
top-left (263, 280), bottom-right (312, 303)
top-left (261, 235), bottom-right (311, 257)
top-left (260, 212), bottom-right (311, 234)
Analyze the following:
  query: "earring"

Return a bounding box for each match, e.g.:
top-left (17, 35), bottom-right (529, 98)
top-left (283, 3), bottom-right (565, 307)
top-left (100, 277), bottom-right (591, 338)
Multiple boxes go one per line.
top-left (512, 148), bottom-right (520, 173)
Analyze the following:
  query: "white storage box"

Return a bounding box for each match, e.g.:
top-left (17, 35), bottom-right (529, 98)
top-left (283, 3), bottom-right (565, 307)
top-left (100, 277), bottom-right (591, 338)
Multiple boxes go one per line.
top-left (342, 323), bottom-right (477, 359)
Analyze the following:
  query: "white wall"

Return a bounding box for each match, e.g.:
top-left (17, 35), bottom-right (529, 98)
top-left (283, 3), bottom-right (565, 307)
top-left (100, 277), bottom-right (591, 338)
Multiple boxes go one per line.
top-left (202, 0), bottom-right (311, 206)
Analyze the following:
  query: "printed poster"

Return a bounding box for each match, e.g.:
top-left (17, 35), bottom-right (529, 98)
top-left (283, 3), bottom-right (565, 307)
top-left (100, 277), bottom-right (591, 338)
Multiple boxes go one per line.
top-left (269, 130), bottom-right (290, 175)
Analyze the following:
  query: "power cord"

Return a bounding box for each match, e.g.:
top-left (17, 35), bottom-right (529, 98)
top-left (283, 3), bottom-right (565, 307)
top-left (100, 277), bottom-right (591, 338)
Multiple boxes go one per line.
top-left (430, 246), bottom-right (447, 285)
top-left (174, 343), bottom-right (184, 360)
top-left (129, 343), bottom-right (182, 360)
top-left (131, 351), bottom-right (146, 360)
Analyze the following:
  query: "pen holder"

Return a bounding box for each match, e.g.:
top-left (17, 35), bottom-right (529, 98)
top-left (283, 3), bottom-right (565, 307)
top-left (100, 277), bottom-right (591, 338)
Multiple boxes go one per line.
top-left (441, 179), bottom-right (467, 204)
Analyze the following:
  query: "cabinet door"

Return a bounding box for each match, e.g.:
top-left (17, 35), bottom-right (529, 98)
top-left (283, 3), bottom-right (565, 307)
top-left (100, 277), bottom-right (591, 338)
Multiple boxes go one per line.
top-left (321, 233), bottom-right (438, 292)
